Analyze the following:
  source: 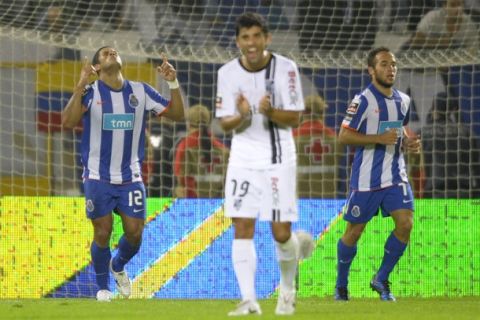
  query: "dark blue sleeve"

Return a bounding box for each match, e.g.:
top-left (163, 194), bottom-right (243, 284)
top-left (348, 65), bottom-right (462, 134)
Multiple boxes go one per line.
top-left (81, 84), bottom-right (94, 110)
top-left (143, 83), bottom-right (170, 108)
top-left (346, 95), bottom-right (369, 131)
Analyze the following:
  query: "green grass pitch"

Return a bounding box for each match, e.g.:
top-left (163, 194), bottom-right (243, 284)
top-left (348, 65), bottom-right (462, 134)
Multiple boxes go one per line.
top-left (1, 298), bottom-right (479, 320)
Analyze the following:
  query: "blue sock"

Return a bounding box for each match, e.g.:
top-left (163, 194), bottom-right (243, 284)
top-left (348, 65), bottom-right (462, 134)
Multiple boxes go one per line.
top-left (336, 239), bottom-right (357, 288)
top-left (376, 232), bottom-right (407, 282)
top-left (91, 242), bottom-right (111, 290)
top-left (111, 235), bottom-right (140, 272)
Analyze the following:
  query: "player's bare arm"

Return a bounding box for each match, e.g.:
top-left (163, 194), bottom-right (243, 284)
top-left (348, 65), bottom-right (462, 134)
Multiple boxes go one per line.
top-left (259, 95), bottom-right (300, 127)
top-left (62, 57), bottom-right (96, 128)
top-left (157, 53), bottom-right (185, 122)
top-left (219, 93), bottom-right (251, 132)
top-left (338, 126), bottom-right (398, 146)
top-left (410, 31), bottom-right (453, 49)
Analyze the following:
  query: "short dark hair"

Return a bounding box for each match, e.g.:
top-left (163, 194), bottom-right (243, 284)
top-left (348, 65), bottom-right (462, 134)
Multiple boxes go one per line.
top-left (91, 46), bottom-right (111, 65)
top-left (367, 47), bottom-right (392, 69)
top-left (235, 12), bottom-right (269, 37)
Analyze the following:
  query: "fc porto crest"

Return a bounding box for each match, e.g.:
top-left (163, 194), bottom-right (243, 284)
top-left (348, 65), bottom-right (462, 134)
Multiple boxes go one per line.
top-left (234, 198), bottom-right (243, 211)
top-left (351, 205), bottom-right (361, 218)
top-left (129, 94), bottom-right (139, 108)
top-left (86, 199), bottom-right (94, 212)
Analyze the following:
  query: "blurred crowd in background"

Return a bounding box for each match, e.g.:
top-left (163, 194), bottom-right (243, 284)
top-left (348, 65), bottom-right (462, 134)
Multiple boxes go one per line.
top-left (1, 0), bottom-right (479, 52)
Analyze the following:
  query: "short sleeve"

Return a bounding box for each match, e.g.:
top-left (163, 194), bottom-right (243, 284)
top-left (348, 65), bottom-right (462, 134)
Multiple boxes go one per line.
top-left (401, 95), bottom-right (411, 126)
top-left (81, 84), bottom-right (94, 110)
top-left (143, 83), bottom-right (170, 115)
top-left (341, 95), bottom-right (368, 131)
top-left (215, 65), bottom-right (237, 118)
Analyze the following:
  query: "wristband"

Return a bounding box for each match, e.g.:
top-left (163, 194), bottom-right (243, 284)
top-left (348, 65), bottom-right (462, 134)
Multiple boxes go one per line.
top-left (167, 78), bottom-right (179, 89)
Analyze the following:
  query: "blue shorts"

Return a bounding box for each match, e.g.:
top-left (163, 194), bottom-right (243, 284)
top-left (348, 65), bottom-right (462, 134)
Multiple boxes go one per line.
top-left (343, 183), bottom-right (414, 224)
top-left (83, 179), bottom-right (146, 220)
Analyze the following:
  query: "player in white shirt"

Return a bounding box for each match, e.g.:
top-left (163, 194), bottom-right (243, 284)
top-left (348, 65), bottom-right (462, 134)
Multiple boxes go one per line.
top-left (62, 46), bottom-right (184, 301)
top-left (215, 13), bottom-right (314, 316)
top-left (334, 47), bottom-right (421, 302)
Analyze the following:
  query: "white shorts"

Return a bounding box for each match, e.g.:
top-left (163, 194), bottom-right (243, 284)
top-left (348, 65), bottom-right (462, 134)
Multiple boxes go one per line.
top-left (224, 165), bottom-right (298, 222)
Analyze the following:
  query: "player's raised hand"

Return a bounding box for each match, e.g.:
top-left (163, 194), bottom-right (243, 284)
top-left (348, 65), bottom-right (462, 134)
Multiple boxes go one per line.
top-left (77, 56), bottom-right (97, 89)
top-left (378, 128), bottom-right (399, 145)
top-left (259, 95), bottom-right (273, 116)
top-left (236, 93), bottom-right (251, 118)
top-left (156, 53), bottom-right (177, 82)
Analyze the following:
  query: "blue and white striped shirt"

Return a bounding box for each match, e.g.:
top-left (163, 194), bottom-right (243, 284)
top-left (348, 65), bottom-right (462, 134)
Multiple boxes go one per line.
top-left (80, 80), bottom-right (169, 184)
top-left (341, 83), bottom-right (411, 191)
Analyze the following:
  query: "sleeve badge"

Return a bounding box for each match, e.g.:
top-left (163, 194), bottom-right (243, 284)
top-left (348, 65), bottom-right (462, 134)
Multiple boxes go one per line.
top-left (215, 96), bottom-right (222, 109)
top-left (347, 101), bottom-right (359, 115)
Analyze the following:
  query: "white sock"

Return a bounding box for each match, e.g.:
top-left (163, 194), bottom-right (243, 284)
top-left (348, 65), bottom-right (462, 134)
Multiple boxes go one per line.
top-left (275, 232), bottom-right (299, 292)
top-left (232, 239), bottom-right (257, 302)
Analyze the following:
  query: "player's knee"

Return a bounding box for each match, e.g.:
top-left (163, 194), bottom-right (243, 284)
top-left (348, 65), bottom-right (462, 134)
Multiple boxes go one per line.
top-left (233, 218), bottom-right (255, 239)
top-left (125, 229), bottom-right (143, 246)
top-left (344, 234), bottom-right (360, 246)
top-left (271, 222), bottom-right (292, 243)
top-left (397, 217), bottom-right (413, 235)
top-left (234, 228), bottom-right (254, 239)
top-left (93, 228), bottom-right (112, 246)
top-left (273, 230), bottom-right (291, 243)
top-left (343, 223), bottom-right (365, 245)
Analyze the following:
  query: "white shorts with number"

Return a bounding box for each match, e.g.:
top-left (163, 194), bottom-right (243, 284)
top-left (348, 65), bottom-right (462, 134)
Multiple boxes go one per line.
top-left (224, 165), bottom-right (298, 222)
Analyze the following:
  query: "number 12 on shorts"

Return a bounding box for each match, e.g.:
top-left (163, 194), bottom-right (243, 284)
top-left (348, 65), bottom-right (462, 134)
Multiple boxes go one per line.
top-left (129, 190), bottom-right (143, 207)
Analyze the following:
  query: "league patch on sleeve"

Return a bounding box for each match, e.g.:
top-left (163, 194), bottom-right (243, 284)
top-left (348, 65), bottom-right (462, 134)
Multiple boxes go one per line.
top-left (346, 101), bottom-right (359, 115)
top-left (82, 84), bottom-right (92, 97)
top-left (215, 96), bottom-right (222, 109)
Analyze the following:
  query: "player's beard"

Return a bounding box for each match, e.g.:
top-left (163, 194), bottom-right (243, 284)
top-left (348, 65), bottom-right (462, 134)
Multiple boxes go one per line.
top-left (102, 60), bottom-right (122, 74)
top-left (105, 55), bottom-right (122, 70)
top-left (376, 76), bottom-right (394, 89)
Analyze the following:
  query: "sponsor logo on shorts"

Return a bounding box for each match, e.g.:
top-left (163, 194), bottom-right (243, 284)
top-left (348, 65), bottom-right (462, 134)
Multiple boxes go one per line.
top-left (351, 205), bottom-right (361, 218)
top-left (86, 199), bottom-right (94, 212)
top-left (271, 177), bottom-right (280, 206)
top-left (234, 198), bottom-right (242, 210)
